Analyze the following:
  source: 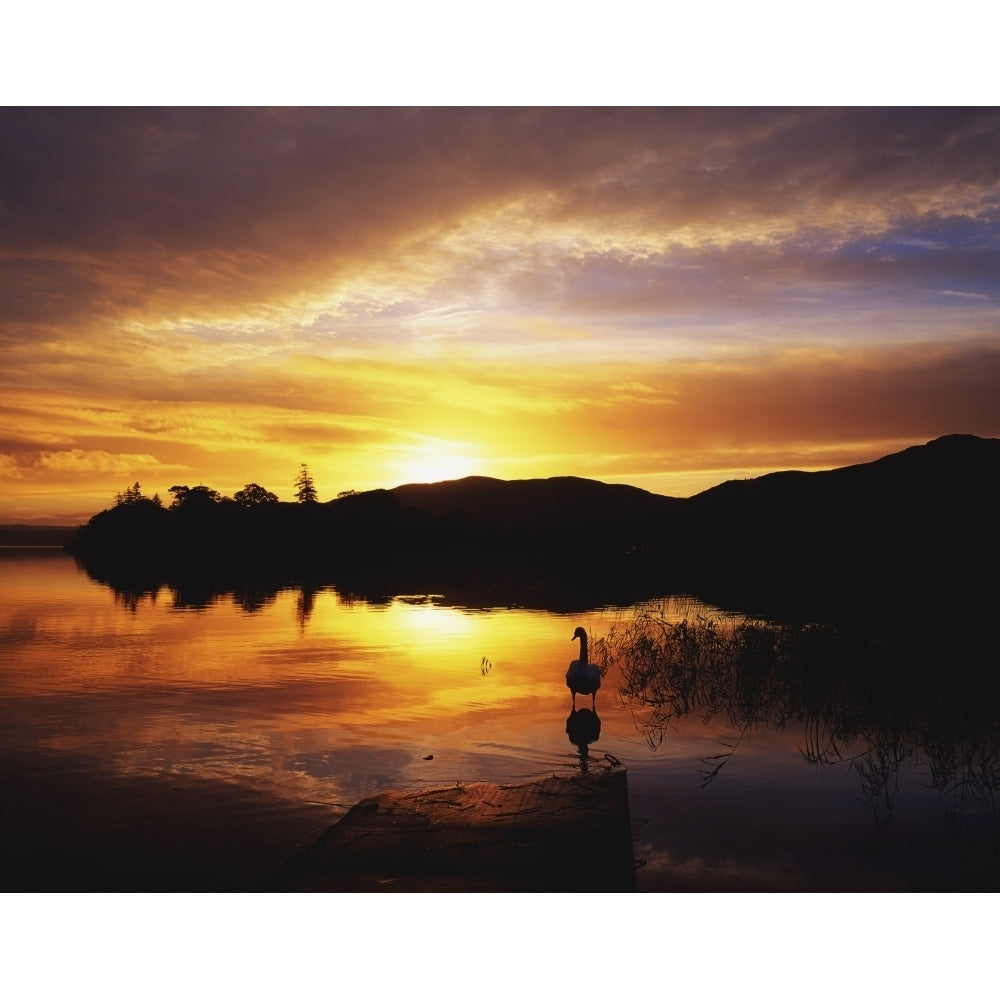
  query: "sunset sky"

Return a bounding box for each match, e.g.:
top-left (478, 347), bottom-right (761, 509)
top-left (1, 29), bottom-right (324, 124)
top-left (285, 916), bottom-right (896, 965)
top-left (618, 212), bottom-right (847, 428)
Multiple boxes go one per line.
top-left (3, 107), bottom-right (1000, 524)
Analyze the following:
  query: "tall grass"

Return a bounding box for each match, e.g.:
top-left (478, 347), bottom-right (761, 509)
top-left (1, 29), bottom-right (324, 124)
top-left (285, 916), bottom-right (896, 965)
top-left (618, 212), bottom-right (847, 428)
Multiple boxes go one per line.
top-left (592, 602), bottom-right (1000, 835)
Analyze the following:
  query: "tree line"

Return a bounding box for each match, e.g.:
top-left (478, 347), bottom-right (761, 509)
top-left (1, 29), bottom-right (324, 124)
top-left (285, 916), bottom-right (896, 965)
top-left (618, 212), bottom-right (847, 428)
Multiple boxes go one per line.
top-left (113, 463), bottom-right (321, 510)
top-left (69, 465), bottom-right (654, 611)
top-left (70, 461), bottom-right (370, 585)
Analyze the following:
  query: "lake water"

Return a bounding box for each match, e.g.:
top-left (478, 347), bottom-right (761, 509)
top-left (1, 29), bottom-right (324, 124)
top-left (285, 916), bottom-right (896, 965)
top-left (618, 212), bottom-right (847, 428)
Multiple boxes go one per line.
top-left (2, 547), bottom-right (997, 891)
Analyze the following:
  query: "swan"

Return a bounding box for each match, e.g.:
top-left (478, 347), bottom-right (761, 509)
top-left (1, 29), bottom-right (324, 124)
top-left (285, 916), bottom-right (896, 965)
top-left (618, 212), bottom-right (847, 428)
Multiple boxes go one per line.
top-left (566, 626), bottom-right (601, 708)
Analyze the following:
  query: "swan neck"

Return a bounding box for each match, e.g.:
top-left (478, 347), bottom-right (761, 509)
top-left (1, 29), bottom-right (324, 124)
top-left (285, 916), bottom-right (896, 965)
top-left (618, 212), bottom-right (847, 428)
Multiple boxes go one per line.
top-left (578, 633), bottom-right (588, 664)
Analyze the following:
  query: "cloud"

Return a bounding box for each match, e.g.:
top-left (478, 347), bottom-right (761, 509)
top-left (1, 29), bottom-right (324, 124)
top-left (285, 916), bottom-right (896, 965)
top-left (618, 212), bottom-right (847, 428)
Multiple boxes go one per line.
top-left (2, 450), bottom-right (188, 479)
top-left (4, 108), bottom-right (999, 332)
top-left (469, 337), bottom-right (1000, 495)
top-left (938, 289), bottom-right (990, 300)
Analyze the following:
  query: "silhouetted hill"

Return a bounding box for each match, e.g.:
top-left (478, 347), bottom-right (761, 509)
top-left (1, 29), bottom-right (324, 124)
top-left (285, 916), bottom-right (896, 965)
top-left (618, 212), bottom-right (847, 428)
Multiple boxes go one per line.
top-left (677, 433), bottom-right (1000, 624)
top-left (391, 475), bottom-right (682, 529)
top-left (691, 433), bottom-right (999, 512)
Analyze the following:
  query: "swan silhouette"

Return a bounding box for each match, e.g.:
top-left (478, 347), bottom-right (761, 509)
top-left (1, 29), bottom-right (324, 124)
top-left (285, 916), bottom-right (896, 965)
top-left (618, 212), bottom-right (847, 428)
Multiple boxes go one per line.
top-left (567, 626), bottom-right (601, 708)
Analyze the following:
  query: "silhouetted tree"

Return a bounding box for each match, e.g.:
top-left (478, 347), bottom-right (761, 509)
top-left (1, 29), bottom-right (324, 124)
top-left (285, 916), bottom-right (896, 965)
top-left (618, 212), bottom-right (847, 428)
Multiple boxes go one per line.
top-left (116, 482), bottom-right (139, 506)
top-left (233, 483), bottom-right (279, 507)
top-left (294, 464), bottom-right (318, 503)
top-left (168, 485), bottom-right (222, 510)
top-left (167, 486), bottom-right (188, 510)
top-left (114, 482), bottom-right (162, 508)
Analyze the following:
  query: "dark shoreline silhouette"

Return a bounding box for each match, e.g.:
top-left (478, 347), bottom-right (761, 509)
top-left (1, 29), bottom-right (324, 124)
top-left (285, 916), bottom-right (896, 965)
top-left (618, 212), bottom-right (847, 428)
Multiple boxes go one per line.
top-left (66, 434), bottom-right (1000, 629)
top-left (0, 524), bottom-right (78, 546)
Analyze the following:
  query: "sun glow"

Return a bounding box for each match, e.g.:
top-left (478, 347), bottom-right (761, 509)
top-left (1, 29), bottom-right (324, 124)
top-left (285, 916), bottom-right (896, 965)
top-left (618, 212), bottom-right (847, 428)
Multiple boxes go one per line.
top-left (389, 443), bottom-right (483, 486)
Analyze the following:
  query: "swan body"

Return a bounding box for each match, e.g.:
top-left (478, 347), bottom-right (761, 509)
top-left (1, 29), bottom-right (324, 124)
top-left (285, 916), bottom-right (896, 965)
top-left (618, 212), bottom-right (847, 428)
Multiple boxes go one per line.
top-left (567, 626), bottom-right (601, 708)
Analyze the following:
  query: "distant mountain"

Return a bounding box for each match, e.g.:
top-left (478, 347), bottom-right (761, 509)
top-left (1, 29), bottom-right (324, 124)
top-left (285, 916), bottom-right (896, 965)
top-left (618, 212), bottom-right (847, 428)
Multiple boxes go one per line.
top-left (683, 433), bottom-right (1000, 555)
top-left (675, 433), bottom-right (1000, 622)
top-left (690, 433), bottom-right (999, 511)
top-left (388, 435), bottom-right (999, 528)
top-left (391, 475), bottom-right (682, 529)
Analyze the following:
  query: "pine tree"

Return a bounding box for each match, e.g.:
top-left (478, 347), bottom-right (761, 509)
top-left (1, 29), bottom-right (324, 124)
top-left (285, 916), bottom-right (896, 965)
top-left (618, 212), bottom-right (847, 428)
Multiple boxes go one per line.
top-left (294, 464), bottom-right (318, 503)
top-left (114, 482), bottom-right (146, 506)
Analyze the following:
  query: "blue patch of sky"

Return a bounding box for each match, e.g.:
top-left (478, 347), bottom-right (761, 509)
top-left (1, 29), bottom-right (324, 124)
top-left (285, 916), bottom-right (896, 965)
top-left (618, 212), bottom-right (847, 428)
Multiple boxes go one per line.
top-left (823, 220), bottom-right (1000, 301)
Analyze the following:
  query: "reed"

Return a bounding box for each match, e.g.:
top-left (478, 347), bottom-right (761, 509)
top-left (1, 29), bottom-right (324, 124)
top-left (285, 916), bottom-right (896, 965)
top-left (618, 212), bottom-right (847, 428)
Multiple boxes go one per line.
top-left (591, 602), bottom-right (1000, 834)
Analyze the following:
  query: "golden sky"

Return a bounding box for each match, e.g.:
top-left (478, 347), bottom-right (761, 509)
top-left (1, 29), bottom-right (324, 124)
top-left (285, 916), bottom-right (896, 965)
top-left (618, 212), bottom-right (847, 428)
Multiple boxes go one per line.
top-left (2, 107), bottom-right (1000, 523)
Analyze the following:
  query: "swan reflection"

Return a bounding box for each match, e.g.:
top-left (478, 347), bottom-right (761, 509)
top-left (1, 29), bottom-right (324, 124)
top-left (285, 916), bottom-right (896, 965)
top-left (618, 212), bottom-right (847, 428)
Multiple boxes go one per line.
top-left (566, 707), bottom-right (601, 771)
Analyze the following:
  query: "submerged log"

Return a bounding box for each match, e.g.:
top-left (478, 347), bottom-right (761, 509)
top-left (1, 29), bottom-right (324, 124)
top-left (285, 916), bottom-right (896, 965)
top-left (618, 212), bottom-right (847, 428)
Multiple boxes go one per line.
top-left (274, 768), bottom-right (635, 891)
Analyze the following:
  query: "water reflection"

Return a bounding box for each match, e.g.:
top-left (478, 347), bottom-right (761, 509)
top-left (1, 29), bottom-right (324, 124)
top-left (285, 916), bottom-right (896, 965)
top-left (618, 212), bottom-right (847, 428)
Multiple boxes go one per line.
top-left (596, 605), bottom-right (1000, 846)
top-left (566, 708), bottom-right (601, 771)
top-left (5, 549), bottom-right (1000, 889)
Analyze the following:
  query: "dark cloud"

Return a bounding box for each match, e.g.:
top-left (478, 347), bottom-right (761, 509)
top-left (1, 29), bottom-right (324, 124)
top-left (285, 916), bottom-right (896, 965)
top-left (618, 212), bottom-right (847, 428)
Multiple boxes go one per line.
top-left (3, 108), bottom-right (999, 329)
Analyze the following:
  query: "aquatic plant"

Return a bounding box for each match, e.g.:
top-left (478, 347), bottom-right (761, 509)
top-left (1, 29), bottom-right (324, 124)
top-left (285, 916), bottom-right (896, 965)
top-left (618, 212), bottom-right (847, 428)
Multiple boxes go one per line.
top-left (593, 601), bottom-right (1000, 840)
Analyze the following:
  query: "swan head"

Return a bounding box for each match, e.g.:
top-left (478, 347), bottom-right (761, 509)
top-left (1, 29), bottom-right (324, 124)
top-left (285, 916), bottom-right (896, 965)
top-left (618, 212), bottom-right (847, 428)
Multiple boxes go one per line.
top-left (572, 626), bottom-right (587, 641)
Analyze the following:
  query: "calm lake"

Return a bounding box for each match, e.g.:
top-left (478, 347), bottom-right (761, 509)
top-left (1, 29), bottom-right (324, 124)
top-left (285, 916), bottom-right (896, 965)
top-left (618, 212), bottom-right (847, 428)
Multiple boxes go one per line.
top-left (2, 547), bottom-right (997, 891)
